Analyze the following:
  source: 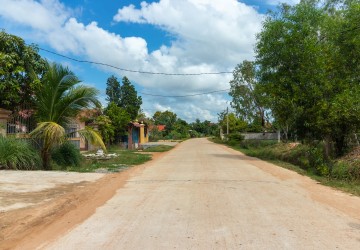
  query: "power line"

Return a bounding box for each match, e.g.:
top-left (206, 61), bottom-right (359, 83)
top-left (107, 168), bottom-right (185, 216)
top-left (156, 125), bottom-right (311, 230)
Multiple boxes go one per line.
top-left (139, 88), bottom-right (230, 98)
top-left (38, 47), bottom-right (233, 76)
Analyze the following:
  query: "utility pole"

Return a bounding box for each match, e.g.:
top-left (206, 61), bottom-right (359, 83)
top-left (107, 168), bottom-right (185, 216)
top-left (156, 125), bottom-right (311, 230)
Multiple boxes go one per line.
top-left (226, 107), bottom-right (229, 135)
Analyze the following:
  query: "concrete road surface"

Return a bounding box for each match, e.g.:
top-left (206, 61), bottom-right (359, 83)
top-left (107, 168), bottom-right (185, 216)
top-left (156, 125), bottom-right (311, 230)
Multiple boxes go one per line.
top-left (41, 138), bottom-right (360, 250)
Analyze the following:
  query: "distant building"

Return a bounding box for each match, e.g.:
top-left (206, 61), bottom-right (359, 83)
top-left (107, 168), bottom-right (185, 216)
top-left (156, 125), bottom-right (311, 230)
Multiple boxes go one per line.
top-left (128, 121), bottom-right (149, 149)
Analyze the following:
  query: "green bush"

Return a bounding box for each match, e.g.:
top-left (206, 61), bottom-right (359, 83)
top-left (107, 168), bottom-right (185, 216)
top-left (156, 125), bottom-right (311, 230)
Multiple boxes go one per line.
top-left (332, 161), bottom-right (360, 181)
top-left (0, 136), bottom-right (41, 170)
top-left (239, 139), bottom-right (278, 149)
top-left (51, 142), bottom-right (82, 167)
top-left (227, 133), bottom-right (244, 146)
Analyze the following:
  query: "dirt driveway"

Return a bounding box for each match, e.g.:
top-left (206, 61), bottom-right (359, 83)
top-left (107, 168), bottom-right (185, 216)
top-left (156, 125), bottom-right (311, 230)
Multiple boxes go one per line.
top-left (1, 138), bottom-right (360, 249)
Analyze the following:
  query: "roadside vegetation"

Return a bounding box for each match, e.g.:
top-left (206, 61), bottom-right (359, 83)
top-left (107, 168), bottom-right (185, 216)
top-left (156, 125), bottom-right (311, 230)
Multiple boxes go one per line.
top-left (52, 147), bottom-right (151, 173)
top-left (0, 137), bottom-right (41, 170)
top-left (142, 145), bottom-right (174, 152)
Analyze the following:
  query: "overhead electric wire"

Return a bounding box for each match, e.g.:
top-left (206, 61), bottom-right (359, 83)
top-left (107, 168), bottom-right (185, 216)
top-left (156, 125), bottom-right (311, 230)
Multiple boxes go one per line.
top-left (138, 88), bottom-right (230, 98)
top-left (38, 47), bottom-right (233, 76)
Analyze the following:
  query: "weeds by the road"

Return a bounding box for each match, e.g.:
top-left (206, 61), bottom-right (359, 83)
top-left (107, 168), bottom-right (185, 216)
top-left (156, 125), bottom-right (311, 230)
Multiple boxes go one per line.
top-left (210, 138), bottom-right (360, 196)
top-left (53, 148), bottom-right (152, 173)
top-left (142, 145), bottom-right (174, 152)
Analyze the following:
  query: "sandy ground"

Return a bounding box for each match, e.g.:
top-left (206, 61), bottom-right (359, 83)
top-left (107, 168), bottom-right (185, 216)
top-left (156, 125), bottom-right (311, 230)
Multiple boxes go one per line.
top-left (1, 138), bottom-right (360, 249)
top-left (0, 171), bottom-right (105, 212)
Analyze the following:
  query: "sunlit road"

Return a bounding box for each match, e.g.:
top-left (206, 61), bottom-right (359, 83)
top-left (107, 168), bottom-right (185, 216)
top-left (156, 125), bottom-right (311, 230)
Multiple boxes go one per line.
top-left (41, 138), bottom-right (360, 249)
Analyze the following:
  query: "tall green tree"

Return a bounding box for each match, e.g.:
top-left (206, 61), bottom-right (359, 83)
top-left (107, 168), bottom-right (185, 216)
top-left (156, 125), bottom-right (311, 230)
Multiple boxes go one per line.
top-left (105, 75), bottom-right (121, 105)
top-left (256, 0), bottom-right (360, 155)
top-left (229, 60), bottom-right (268, 128)
top-left (119, 76), bottom-right (142, 120)
top-left (0, 30), bottom-right (46, 109)
top-left (105, 102), bottom-right (131, 143)
top-left (30, 62), bottom-right (105, 170)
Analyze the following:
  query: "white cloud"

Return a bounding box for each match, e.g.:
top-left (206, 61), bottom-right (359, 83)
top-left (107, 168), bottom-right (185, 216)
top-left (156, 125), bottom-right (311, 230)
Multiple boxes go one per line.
top-left (0, 0), bottom-right (264, 122)
top-left (0, 0), bottom-right (70, 31)
top-left (114, 0), bottom-right (263, 64)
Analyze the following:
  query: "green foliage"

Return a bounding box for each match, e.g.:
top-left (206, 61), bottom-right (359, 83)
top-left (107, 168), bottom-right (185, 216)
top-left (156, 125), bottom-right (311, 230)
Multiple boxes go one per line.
top-left (0, 30), bottom-right (46, 109)
top-left (51, 142), bottom-right (82, 167)
top-left (31, 62), bottom-right (104, 170)
top-left (105, 75), bottom-right (121, 105)
top-left (143, 145), bottom-right (174, 152)
top-left (0, 136), bottom-right (41, 170)
top-left (149, 126), bottom-right (163, 142)
top-left (190, 119), bottom-right (217, 137)
top-left (150, 111), bottom-right (192, 140)
top-left (218, 112), bottom-right (247, 134)
top-left (105, 102), bottom-right (131, 143)
top-left (227, 133), bottom-right (244, 146)
top-left (238, 139), bottom-right (278, 149)
top-left (332, 161), bottom-right (360, 182)
top-left (153, 110), bottom-right (177, 133)
top-left (255, 0), bottom-right (360, 155)
top-left (120, 77), bottom-right (142, 120)
top-left (229, 61), bottom-right (268, 127)
top-left (95, 115), bottom-right (114, 145)
top-left (64, 148), bottom-right (151, 172)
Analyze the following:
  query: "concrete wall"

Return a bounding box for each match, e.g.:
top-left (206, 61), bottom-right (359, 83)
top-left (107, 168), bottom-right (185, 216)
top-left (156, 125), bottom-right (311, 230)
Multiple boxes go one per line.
top-left (242, 132), bottom-right (279, 141)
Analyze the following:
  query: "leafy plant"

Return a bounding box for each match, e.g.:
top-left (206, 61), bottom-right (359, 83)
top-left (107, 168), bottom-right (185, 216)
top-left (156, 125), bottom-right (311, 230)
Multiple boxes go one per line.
top-left (30, 62), bottom-right (105, 170)
top-left (0, 136), bottom-right (41, 170)
top-left (143, 145), bottom-right (174, 152)
top-left (227, 133), bottom-right (244, 146)
top-left (51, 142), bottom-right (82, 167)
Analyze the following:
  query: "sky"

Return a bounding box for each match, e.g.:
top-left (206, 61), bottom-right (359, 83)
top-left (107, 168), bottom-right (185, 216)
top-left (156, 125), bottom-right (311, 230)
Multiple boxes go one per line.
top-left (0, 0), bottom-right (300, 122)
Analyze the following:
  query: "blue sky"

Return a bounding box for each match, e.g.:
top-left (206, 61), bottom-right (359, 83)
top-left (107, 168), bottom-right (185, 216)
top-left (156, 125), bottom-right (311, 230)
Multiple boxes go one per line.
top-left (0, 0), bottom-right (299, 122)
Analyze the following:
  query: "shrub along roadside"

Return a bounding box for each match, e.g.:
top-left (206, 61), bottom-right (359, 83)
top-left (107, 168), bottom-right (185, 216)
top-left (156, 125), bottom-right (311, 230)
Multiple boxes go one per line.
top-left (142, 145), bottom-right (174, 152)
top-left (0, 136), bottom-right (42, 170)
top-left (51, 142), bottom-right (82, 167)
top-left (52, 147), bottom-right (152, 172)
top-left (210, 138), bottom-right (360, 196)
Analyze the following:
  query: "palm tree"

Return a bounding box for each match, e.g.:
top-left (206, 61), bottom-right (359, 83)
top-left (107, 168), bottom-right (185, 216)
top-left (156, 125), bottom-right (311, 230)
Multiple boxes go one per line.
top-left (30, 62), bottom-right (105, 170)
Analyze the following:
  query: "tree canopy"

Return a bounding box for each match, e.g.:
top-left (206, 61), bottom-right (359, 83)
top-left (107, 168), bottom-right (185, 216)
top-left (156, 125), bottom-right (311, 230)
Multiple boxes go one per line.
top-left (105, 75), bottom-right (121, 105)
top-left (229, 60), bottom-right (268, 128)
top-left (120, 76), bottom-right (142, 120)
top-left (255, 0), bottom-right (360, 155)
top-left (0, 30), bottom-right (46, 110)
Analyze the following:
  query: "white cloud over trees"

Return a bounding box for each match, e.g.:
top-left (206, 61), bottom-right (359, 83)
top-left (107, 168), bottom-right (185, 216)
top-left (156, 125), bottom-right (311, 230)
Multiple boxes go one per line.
top-left (0, 0), bottom-right (267, 121)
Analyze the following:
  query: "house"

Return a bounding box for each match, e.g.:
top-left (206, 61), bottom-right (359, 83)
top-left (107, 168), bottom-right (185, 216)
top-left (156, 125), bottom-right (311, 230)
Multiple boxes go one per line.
top-left (128, 121), bottom-right (149, 149)
top-left (1, 107), bottom-right (100, 151)
top-left (155, 124), bottom-right (166, 132)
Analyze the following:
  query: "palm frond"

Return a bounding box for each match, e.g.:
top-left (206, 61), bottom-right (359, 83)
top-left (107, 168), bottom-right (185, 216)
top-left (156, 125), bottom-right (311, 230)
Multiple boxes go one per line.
top-left (56, 85), bottom-right (101, 125)
top-left (30, 122), bottom-right (66, 146)
top-left (78, 126), bottom-right (106, 151)
top-left (34, 62), bottom-right (82, 123)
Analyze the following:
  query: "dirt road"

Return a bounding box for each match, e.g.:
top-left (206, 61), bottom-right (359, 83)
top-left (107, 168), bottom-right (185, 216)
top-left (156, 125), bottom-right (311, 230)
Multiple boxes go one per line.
top-left (10, 139), bottom-right (360, 249)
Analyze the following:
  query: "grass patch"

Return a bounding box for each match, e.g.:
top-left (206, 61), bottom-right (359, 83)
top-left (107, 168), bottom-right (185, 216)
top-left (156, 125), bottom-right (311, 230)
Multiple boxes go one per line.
top-left (0, 137), bottom-right (41, 170)
top-left (142, 145), bottom-right (174, 152)
top-left (53, 147), bottom-right (151, 173)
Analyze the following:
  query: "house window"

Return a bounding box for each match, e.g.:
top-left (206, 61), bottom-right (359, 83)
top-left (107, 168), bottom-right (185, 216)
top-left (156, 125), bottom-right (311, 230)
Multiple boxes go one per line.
top-left (66, 124), bottom-right (79, 138)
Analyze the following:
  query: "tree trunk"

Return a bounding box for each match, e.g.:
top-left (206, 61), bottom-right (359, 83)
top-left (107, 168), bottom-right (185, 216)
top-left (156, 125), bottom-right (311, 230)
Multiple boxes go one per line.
top-left (41, 139), bottom-right (52, 170)
top-left (41, 148), bottom-right (51, 170)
